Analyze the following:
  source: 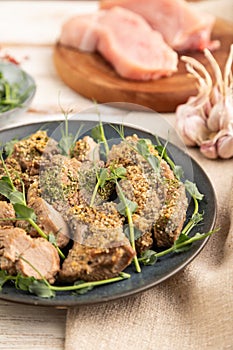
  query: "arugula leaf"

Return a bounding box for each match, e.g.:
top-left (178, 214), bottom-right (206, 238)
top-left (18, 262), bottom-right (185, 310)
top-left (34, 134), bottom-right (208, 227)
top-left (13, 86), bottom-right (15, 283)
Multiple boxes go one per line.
top-left (147, 154), bottom-right (160, 173)
top-left (57, 108), bottom-right (83, 157)
top-left (98, 168), bottom-right (108, 188)
top-left (173, 165), bottom-right (184, 180)
top-left (0, 177), bottom-right (14, 199)
top-left (182, 212), bottom-right (204, 236)
top-left (136, 139), bottom-right (160, 174)
top-left (138, 250), bottom-right (158, 266)
top-left (9, 191), bottom-right (25, 205)
top-left (154, 141), bottom-right (185, 180)
top-left (117, 197), bottom-right (138, 216)
top-left (73, 281), bottom-right (94, 295)
top-left (90, 166), bottom-right (127, 207)
top-left (13, 203), bottom-right (37, 221)
top-left (0, 176), bottom-right (26, 205)
top-left (48, 233), bottom-right (57, 245)
top-left (173, 233), bottom-right (193, 252)
top-left (185, 180), bottom-right (204, 200)
top-left (28, 280), bottom-right (55, 298)
top-left (91, 121), bottom-right (109, 156)
top-left (136, 139), bottom-right (151, 158)
top-left (91, 124), bottom-right (102, 142)
top-left (58, 133), bottom-right (75, 156)
top-left (15, 275), bottom-right (35, 291)
top-left (111, 166), bottom-right (127, 179)
top-left (0, 71), bottom-right (34, 113)
top-left (124, 225), bottom-right (142, 241)
top-left (0, 270), bottom-right (11, 291)
top-left (3, 139), bottom-right (18, 157)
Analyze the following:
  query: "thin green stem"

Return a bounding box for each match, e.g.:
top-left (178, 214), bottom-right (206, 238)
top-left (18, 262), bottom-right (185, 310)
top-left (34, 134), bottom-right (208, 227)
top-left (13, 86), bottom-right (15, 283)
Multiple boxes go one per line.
top-left (182, 197), bottom-right (199, 235)
top-left (90, 178), bottom-right (100, 208)
top-left (158, 230), bottom-right (215, 257)
top-left (116, 182), bottom-right (141, 273)
top-left (99, 121), bottom-right (109, 156)
top-left (49, 273), bottom-right (131, 292)
top-left (139, 230), bottom-right (215, 261)
top-left (27, 218), bottom-right (47, 239)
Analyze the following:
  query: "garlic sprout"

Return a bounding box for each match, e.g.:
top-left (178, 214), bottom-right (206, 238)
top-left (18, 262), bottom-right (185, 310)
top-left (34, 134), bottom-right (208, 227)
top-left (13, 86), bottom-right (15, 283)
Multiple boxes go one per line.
top-left (181, 55), bottom-right (213, 110)
top-left (176, 44), bottom-right (233, 160)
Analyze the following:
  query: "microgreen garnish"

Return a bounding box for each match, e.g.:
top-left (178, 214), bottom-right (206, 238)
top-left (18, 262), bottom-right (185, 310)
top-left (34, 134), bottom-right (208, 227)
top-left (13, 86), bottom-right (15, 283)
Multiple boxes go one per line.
top-left (139, 229), bottom-right (217, 265)
top-left (90, 166), bottom-right (126, 207)
top-left (185, 180), bottom-right (204, 201)
top-left (154, 137), bottom-right (184, 180)
top-left (0, 266), bottom-right (131, 298)
top-left (136, 139), bottom-right (160, 174)
top-left (58, 109), bottom-right (83, 157)
top-left (3, 138), bottom-right (19, 157)
top-left (116, 182), bottom-right (141, 273)
top-left (179, 180), bottom-right (205, 235)
top-left (124, 225), bottom-right (142, 241)
top-left (91, 120), bottom-right (109, 157)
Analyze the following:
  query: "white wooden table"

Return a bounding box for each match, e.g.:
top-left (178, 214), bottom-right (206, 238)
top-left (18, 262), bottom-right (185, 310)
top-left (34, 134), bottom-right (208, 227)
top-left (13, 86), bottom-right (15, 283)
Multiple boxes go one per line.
top-left (0, 1), bottom-right (232, 349)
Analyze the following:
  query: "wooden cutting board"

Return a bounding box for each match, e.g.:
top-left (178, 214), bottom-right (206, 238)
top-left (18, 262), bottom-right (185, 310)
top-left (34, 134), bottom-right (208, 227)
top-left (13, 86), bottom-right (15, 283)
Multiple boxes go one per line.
top-left (53, 18), bottom-right (233, 113)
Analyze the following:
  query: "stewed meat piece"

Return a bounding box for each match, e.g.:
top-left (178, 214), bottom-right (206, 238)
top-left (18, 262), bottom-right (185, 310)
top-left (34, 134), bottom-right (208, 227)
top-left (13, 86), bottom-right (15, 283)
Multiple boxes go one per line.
top-left (59, 202), bottom-right (135, 282)
top-left (10, 131), bottom-right (59, 175)
top-left (0, 202), bottom-right (15, 227)
top-left (59, 241), bottom-right (134, 282)
top-left (16, 237), bottom-right (60, 284)
top-left (107, 135), bottom-right (188, 248)
top-left (0, 227), bottom-right (32, 275)
top-left (0, 227), bottom-right (60, 283)
top-left (40, 154), bottom-right (81, 209)
top-left (73, 136), bottom-right (100, 163)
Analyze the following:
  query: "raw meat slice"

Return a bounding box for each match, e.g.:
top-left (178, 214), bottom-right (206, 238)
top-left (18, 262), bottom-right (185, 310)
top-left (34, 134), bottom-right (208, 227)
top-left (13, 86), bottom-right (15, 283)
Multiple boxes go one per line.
top-left (100, 0), bottom-right (219, 51)
top-left (60, 6), bottom-right (178, 80)
top-left (60, 12), bottom-right (105, 52)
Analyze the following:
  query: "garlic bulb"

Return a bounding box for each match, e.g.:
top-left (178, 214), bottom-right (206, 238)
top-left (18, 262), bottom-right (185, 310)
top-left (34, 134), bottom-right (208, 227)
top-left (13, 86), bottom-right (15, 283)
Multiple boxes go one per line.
top-left (176, 44), bottom-right (233, 159)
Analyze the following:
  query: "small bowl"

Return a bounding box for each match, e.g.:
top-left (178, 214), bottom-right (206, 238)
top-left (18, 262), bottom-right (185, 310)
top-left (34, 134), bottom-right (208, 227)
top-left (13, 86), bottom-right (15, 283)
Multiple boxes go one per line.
top-left (0, 61), bottom-right (36, 121)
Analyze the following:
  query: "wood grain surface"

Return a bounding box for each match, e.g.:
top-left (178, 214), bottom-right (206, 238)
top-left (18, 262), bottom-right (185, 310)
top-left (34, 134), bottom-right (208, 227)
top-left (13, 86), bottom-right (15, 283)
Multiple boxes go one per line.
top-left (0, 300), bottom-right (66, 350)
top-left (54, 18), bottom-right (233, 113)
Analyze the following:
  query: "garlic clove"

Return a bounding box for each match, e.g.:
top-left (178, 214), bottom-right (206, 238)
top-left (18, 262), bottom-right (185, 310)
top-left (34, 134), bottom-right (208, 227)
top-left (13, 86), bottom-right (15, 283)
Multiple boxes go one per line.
top-left (207, 103), bottom-right (223, 132)
top-left (217, 130), bottom-right (233, 159)
top-left (200, 139), bottom-right (218, 159)
top-left (208, 97), bottom-right (233, 132)
top-left (184, 115), bottom-right (209, 146)
top-left (176, 104), bottom-right (197, 146)
top-left (176, 104), bottom-right (208, 146)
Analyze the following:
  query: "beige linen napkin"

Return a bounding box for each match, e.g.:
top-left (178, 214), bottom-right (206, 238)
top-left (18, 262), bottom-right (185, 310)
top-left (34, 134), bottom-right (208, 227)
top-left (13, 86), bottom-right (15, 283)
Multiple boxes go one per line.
top-left (65, 150), bottom-right (233, 350)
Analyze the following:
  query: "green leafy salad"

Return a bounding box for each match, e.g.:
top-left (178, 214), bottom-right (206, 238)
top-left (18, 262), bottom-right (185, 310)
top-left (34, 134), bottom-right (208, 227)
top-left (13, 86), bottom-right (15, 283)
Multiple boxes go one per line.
top-left (0, 69), bottom-right (33, 113)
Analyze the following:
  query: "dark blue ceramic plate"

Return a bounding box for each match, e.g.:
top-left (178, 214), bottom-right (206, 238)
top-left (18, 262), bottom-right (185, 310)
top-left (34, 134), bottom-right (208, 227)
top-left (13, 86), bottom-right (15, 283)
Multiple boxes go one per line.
top-left (0, 121), bottom-right (216, 307)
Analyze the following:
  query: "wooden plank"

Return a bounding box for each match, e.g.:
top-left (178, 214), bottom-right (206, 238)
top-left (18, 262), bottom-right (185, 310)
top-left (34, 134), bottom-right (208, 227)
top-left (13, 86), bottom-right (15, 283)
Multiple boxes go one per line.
top-left (0, 300), bottom-right (66, 350)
